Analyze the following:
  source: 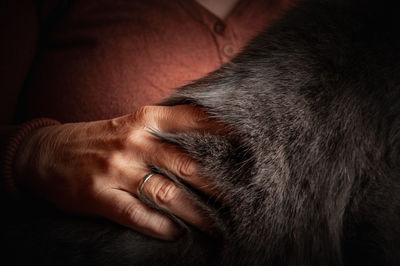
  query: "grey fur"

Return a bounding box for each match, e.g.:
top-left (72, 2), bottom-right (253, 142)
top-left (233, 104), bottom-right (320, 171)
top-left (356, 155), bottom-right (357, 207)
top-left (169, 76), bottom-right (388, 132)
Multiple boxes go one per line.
top-left (4, 0), bottom-right (400, 265)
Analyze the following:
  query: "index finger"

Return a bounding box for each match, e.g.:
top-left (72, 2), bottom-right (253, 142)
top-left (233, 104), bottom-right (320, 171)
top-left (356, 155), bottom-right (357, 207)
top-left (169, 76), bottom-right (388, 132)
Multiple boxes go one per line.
top-left (137, 105), bottom-right (226, 133)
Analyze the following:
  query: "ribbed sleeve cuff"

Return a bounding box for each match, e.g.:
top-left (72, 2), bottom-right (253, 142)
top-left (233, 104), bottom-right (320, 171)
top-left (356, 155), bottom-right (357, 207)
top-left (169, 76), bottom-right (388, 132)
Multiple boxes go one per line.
top-left (1, 118), bottom-right (61, 200)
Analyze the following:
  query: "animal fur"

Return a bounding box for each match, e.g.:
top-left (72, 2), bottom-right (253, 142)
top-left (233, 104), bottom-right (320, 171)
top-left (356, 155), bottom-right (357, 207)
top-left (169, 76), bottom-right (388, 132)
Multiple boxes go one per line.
top-left (4, 0), bottom-right (400, 265)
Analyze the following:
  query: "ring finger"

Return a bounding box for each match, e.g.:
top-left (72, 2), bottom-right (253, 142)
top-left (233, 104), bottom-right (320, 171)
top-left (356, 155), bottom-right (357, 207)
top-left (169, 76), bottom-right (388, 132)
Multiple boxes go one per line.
top-left (136, 172), bottom-right (211, 233)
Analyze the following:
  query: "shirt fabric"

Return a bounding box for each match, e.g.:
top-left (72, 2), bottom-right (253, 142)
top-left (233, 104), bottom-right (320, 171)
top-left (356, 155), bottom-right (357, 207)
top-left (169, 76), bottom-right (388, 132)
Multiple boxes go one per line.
top-left (18, 0), bottom-right (298, 123)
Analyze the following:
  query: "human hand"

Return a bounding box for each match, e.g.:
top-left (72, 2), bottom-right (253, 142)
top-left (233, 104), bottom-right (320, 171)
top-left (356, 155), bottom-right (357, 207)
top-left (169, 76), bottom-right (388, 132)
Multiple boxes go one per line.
top-left (14, 105), bottom-right (220, 241)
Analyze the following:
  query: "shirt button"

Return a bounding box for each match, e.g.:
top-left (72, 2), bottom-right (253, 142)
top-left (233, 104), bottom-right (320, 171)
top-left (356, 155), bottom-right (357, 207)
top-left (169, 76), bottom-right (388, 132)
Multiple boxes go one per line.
top-left (214, 22), bottom-right (225, 34)
top-left (223, 44), bottom-right (235, 57)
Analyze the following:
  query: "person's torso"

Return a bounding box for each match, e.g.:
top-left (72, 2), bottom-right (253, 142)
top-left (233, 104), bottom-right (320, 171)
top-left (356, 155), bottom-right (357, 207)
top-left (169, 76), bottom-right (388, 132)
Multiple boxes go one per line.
top-left (18, 0), bottom-right (298, 122)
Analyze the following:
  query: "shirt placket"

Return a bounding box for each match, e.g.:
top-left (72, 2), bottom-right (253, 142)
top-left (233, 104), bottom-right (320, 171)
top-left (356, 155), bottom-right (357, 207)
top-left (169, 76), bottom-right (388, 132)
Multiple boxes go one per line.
top-left (177, 0), bottom-right (241, 66)
top-left (209, 18), bottom-right (238, 65)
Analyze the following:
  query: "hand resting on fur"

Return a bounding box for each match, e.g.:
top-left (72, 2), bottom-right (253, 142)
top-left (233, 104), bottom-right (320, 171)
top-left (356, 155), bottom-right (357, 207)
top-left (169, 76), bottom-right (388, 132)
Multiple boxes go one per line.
top-left (4, 0), bottom-right (400, 265)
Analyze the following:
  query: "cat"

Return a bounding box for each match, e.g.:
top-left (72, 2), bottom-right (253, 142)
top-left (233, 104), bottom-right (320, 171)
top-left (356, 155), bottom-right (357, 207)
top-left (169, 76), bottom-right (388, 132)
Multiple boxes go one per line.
top-left (4, 0), bottom-right (400, 265)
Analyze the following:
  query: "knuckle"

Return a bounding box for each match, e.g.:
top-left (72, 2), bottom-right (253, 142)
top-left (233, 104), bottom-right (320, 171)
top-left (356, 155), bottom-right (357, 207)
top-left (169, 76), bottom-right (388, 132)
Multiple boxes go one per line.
top-left (106, 118), bottom-right (122, 132)
top-left (153, 179), bottom-right (179, 206)
top-left (124, 203), bottom-right (146, 226)
top-left (153, 218), bottom-right (170, 236)
top-left (105, 133), bottom-right (131, 151)
top-left (125, 128), bottom-right (147, 147)
top-left (153, 217), bottom-right (175, 237)
top-left (175, 155), bottom-right (196, 177)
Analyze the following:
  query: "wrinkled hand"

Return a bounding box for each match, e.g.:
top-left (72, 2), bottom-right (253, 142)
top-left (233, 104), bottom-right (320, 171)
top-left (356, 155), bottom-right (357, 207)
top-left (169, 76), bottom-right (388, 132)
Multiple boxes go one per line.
top-left (15, 105), bottom-right (219, 240)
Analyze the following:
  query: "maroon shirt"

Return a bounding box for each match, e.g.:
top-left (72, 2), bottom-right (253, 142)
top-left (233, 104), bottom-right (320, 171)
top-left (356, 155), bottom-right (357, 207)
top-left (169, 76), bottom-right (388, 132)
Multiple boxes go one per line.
top-left (20, 0), bottom-right (298, 123)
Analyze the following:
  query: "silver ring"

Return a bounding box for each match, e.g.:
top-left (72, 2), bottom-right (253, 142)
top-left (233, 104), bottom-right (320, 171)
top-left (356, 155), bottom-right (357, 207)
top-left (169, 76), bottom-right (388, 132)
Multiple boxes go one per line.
top-left (137, 173), bottom-right (156, 195)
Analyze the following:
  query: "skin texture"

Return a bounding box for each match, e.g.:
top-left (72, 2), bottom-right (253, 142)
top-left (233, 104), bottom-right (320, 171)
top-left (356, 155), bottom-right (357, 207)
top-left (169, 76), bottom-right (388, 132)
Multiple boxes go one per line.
top-left (4, 0), bottom-right (400, 265)
top-left (13, 105), bottom-right (220, 240)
